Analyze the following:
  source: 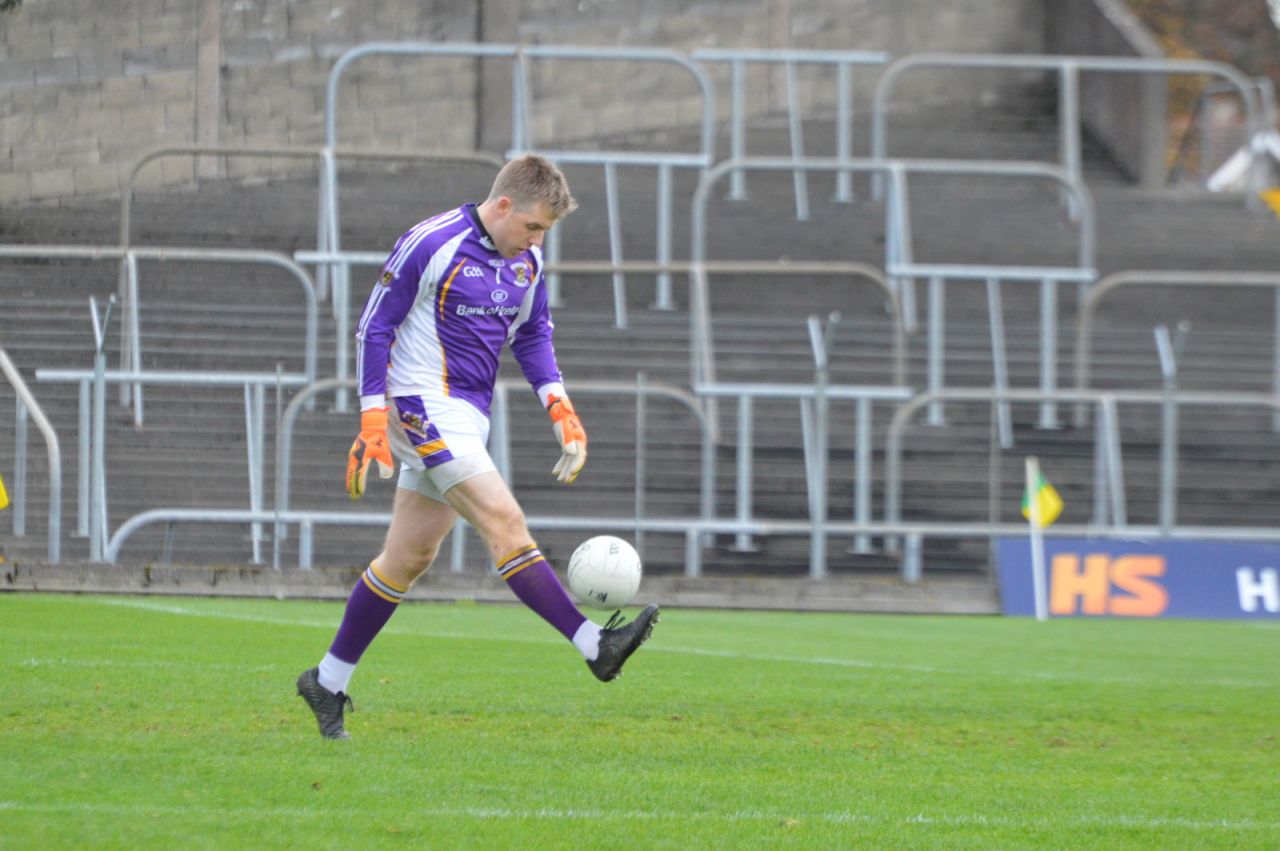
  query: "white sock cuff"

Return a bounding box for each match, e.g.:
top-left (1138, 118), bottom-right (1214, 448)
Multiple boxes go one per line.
top-left (317, 652), bottom-right (357, 695)
top-left (571, 619), bottom-right (602, 661)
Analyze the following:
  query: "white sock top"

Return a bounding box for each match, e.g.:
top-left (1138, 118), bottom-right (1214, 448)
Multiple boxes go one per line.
top-left (571, 620), bottom-right (602, 661)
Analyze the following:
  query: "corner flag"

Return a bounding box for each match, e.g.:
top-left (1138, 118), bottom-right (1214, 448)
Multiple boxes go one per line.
top-left (1021, 468), bottom-right (1062, 528)
top-left (0, 473), bottom-right (8, 511)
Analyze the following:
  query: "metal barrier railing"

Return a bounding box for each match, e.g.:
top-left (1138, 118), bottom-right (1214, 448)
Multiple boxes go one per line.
top-left (118, 145), bottom-right (505, 288)
top-left (34, 368), bottom-right (309, 563)
top-left (695, 380), bottom-right (914, 575)
top-left (324, 42), bottom-right (716, 316)
top-left (690, 156), bottom-right (1095, 422)
top-left (490, 375), bottom-right (715, 561)
top-left (1074, 270), bottom-right (1280, 429)
top-left (871, 53), bottom-right (1267, 209)
top-left (0, 245), bottom-right (317, 424)
top-left (690, 48), bottom-right (891, 214)
top-left (1, 347), bottom-right (62, 563)
top-left (272, 376), bottom-right (715, 572)
top-left (86, 376), bottom-right (1280, 580)
top-left (886, 263), bottom-right (1098, 438)
top-left (883, 387), bottom-right (1280, 576)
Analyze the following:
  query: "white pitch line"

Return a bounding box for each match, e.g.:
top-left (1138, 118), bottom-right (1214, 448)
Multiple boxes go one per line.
top-left (69, 596), bottom-right (1280, 689)
top-left (10, 657), bottom-right (276, 672)
top-left (0, 800), bottom-right (1272, 833)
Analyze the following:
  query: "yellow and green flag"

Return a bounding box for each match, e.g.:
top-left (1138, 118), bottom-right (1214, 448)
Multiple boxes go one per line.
top-left (1021, 470), bottom-right (1062, 528)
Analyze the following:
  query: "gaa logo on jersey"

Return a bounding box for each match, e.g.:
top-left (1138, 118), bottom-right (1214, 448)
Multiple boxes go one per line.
top-left (463, 266), bottom-right (485, 278)
top-left (490, 289), bottom-right (509, 303)
top-left (512, 263), bottom-right (530, 288)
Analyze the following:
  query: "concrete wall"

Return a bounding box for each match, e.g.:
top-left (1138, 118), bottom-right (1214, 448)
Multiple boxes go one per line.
top-left (1046, 0), bottom-right (1168, 186)
top-left (1, 0), bottom-right (1049, 205)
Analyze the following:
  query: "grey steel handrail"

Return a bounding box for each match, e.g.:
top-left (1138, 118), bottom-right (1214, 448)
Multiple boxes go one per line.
top-left (884, 263), bottom-right (1099, 438)
top-left (274, 376), bottom-right (715, 572)
top-left (323, 43), bottom-right (715, 317)
top-left (1073, 270), bottom-right (1280, 428)
top-left (119, 145), bottom-right (504, 413)
top-left (690, 156), bottom-right (1094, 412)
top-left (692, 48), bottom-right (891, 212)
top-left (0, 245), bottom-right (318, 423)
top-left (294, 252), bottom-right (909, 396)
top-left (0, 347), bottom-right (62, 563)
top-left (871, 53), bottom-right (1266, 208)
top-left (489, 376), bottom-right (716, 566)
top-left (884, 387), bottom-right (1280, 573)
top-left (324, 43), bottom-right (715, 162)
top-left (695, 380), bottom-right (915, 577)
top-left (36, 368), bottom-right (309, 564)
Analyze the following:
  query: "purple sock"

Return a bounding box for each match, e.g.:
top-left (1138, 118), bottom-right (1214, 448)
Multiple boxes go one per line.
top-left (328, 564), bottom-right (407, 664)
top-left (497, 544), bottom-right (588, 641)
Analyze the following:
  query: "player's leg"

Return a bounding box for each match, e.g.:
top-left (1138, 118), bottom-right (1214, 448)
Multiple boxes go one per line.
top-left (443, 470), bottom-right (593, 642)
top-left (317, 486), bottom-right (456, 691)
top-left (442, 471), bottom-right (658, 681)
top-left (298, 485), bottom-right (455, 739)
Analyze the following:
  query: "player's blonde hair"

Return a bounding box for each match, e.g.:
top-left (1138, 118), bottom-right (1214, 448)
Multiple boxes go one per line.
top-left (488, 154), bottom-right (578, 219)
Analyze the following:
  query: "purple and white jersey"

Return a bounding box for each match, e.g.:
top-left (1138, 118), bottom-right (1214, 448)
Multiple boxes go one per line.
top-left (355, 204), bottom-right (564, 417)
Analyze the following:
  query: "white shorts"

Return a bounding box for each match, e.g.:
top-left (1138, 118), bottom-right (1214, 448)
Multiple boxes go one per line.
top-left (387, 394), bottom-right (497, 504)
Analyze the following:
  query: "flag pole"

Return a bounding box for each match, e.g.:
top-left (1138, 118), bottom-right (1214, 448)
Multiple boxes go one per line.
top-left (1025, 456), bottom-right (1048, 622)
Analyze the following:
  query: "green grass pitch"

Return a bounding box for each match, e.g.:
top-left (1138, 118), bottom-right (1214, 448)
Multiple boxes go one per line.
top-left (1, 592), bottom-right (1276, 849)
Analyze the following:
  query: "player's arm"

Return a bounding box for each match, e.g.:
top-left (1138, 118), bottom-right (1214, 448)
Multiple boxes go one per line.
top-left (511, 275), bottom-right (586, 484)
top-left (346, 265), bottom-right (417, 499)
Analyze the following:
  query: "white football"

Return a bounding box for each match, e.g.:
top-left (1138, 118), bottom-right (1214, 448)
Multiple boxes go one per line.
top-left (566, 535), bottom-right (643, 610)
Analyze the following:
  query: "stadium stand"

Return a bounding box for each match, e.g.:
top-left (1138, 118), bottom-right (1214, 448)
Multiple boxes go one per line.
top-left (2, 43), bottom-right (1279, 594)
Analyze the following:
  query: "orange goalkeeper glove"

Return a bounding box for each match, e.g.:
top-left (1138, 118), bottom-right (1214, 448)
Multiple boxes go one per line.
top-left (346, 406), bottom-right (395, 500)
top-left (547, 393), bottom-right (587, 484)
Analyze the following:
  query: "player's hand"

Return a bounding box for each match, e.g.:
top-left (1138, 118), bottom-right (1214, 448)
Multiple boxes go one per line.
top-left (346, 406), bottom-right (394, 500)
top-left (547, 393), bottom-right (587, 484)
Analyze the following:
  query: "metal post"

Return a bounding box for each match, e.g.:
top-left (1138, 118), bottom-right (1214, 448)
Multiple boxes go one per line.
top-left (728, 59), bottom-right (747, 200)
top-left (333, 257), bottom-right (351, 413)
top-left (732, 395), bottom-right (756, 552)
top-left (299, 519), bottom-right (312, 569)
top-left (806, 313), bottom-right (839, 580)
top-left (125, 253), bottom-right (143, 425)
top-left (315, 160), bottom-right (330, 299)
top-left (634, 372), bottom-right (647, 559)
top-left (491, 384), bottom-right (511, 481)
top-left (604, 162), bottom-right (627, 329)
top-left (1058, 64), bottom-right (1083, 221)
top-left (986, 276), bottom-right (1013, 448)
top-left (77, 378), bottom-right (89, 537)
top-left (1092, 403), bottom-right (1110, 526)
top-left (654, 163), bottom-right (674, 310)
top-left (833, 62), bottom-right (854, 203)
top-left (850, 397), bottom-right (872, 554)
top-left (890, 168), bottom-right (918, 332)
top-left (785, 60), bottom-right (810, 222)
top-left (449, 517), bottom-right (466, 573)
top-left (88, 295), bottom-right (114, 562)
top-left (926, 276), bottom-right (946, 426)
top-left (1154, 323), bottom-right (1188, 533)
top-left (545, 224), bottom-right (562, 308)
top-left (902, 532), bottom-right (922, 583)
top-left (248, 382), bottom-right (266, 563)
top-left (684, 528), bottom-right (702, 578)
top-left (12, 402), bottom-right (26, 537)
top-left (1099, 396), bottom-right (1128, 527)
top-left (1038, 278), bottom-right (1060, 428)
